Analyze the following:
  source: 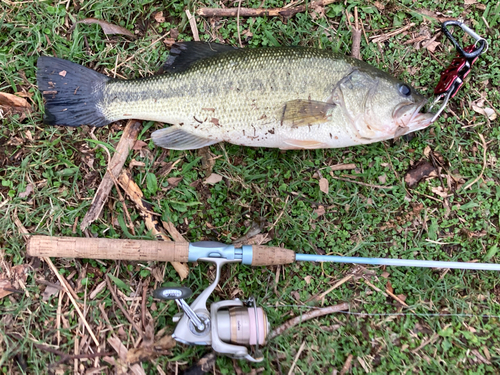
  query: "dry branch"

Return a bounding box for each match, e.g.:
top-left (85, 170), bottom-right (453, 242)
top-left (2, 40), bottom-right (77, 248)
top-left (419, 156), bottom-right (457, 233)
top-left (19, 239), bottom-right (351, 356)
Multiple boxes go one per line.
top-left (80, 120), bottom-right (142, 231)
top-left (197, 0), bottom-right (340, 18)
top-left (118, 170), bottom-right (189, 280)
top-left (269, 302), bottom-right (349, 339)
top-left (350, 7), bottom-right (362, 60)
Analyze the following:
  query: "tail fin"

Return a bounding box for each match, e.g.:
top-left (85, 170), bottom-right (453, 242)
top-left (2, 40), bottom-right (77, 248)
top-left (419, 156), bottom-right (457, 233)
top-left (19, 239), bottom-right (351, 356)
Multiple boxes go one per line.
top-left (37, 56), bottom-right (111, 127)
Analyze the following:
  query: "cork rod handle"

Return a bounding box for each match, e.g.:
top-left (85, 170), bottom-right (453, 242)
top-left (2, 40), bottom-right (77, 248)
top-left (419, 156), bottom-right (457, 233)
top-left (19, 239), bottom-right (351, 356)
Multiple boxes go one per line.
top-left (27, 235), bottom-right (190, 263)
top-left (251, 245), bottom-right (296, 266)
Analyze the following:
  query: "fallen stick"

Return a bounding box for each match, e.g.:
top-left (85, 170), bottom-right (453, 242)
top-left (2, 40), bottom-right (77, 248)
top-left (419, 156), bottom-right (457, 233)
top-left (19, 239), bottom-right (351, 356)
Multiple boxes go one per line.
top-left (350, 7), bottom-right (362, 60)
top-left (117, 170), bottom-right (189, 280)
top-left (269, 302), bottom-right (349, 340)
top-left (80, 120), bottom-right (142, 231)
top-left (197, 0), bottom-right (340, 18)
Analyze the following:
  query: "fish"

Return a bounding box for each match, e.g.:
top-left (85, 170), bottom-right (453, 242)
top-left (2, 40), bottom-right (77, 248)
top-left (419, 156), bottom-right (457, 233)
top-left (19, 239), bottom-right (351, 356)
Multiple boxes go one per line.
top-left (37, 42), bottom-right (433, 150)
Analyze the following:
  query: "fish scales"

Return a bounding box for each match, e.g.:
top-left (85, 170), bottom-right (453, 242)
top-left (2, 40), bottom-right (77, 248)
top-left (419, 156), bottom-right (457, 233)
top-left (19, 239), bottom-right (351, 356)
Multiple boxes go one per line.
top-left (102, 48), bottom-right (351, 141)
top-left (37, 43), bottom-right (433, 150)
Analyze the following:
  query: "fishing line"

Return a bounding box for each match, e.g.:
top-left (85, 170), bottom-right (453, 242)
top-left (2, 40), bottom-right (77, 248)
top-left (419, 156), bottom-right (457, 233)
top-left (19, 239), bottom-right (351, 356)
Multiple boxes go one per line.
top-left (264, 305), bottom-right (500, 319)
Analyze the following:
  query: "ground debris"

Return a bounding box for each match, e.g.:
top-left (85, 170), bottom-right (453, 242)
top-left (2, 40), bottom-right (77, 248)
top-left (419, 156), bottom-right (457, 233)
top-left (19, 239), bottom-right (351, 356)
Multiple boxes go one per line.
top-left (0, 92), bottom-right (31, 120)
top-left (404, 161), bottom-right (437, 187)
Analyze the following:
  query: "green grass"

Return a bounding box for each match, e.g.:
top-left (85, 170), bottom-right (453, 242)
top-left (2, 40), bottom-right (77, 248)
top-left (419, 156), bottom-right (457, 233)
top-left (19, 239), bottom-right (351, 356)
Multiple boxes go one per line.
top-left (1, 0), bottom-right (500, 373)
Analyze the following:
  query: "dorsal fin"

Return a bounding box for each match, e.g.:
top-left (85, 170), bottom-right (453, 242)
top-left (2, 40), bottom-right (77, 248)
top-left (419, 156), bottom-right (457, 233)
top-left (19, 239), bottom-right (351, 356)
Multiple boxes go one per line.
top-left (159, 42), bottom-right (238, 74)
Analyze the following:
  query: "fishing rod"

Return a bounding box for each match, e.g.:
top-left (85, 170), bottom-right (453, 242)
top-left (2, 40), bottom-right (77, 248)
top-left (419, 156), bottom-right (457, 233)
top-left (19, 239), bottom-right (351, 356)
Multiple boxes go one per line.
top-left (27, 235), bottom-right (500, 271)
top-left (28, 235), bottom-right (500, 361)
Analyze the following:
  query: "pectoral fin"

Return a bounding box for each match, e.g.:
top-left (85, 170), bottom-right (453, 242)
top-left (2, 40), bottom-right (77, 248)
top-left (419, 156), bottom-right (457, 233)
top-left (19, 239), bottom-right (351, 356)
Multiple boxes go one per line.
top-left (281, 99), bottom-right (335, 128)
top-left (281, 139), bottom-right (328, 149)
top-left (152, 127), bottom-right (220, 150)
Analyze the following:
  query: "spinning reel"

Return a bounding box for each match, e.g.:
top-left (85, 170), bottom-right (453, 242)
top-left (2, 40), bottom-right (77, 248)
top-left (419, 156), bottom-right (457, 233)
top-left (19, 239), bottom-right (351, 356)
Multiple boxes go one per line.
top-left (153, 258), bottom-right (270, 362)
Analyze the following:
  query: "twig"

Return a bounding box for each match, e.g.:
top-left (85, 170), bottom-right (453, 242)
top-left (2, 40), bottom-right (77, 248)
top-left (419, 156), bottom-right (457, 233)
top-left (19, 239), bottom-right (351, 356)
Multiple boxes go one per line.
top-left (370, 23), bottom-right (416, 43)
top-left (385, 289), bottom-right (409, 307)
top-left (141, 283), bottom-right (148, 331)
top-left (463, 134), bottom-right (487, 190)
top-left (288, 340), bottom-right (306, 375)
top-left (107, 166), bottom-right (135, 235)
top-left (117, 169), bottom-right (189, 279)
top-left (330, 175), bottom-right (394, 189)
top-left (269, 302), bottom-right (349, 339)
top-left (32, 342), bottom-right (112, 362)
top-left (81, 120), bottom-right (142, 231)
top-left (105, 274), bottom-right (144, 340)
top-left (339, 354), bottom-right (353, 375)
top-left (411, 333), bottom-right (439, 353)
top-left (186, 9), bottom-right (200, 41)
top-left (44, 257), bottom-right (100, 347)
top-left (363, 279), bottom-right (388, 297)
top-left (316, 274), bottom-right (354, 302)
top-left (197, 0), bottom-right (340, 18)
top-left (350, 7), bottom-right (362, 60)
top-left (236, 0), bottom-right (243, 48)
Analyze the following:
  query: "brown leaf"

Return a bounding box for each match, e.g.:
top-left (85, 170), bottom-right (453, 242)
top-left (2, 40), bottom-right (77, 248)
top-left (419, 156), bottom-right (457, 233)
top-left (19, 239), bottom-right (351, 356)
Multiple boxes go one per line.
top-left (42, 283), bottom-right (61, 301)
top-left (386, 280), bottom-right (393, 294)
top-left (304, 275), bottom-right (312, 285)
top-left (0, 92), bottom-right (32, 119)
top-left (319, 178), bottom-right (329, 194)
top-left (314, 205), bottom-right (325, 217)
top-left (167, 176), bottom-right (183, 187)
top-left (18, 183), bottom-right (34, 198)
top-left (404, 161), bottom-right (437, 187)
top-left (153, 11), bottom-right (165, 23)
top-left (132, 140), bottom-right (148, 151)
top-left (0, 279), bottom-right (14, 299)
top-left (472, 105), bottom-right (497, 121)
top-left (431, 186), bottom-right (449, 198)
top-left (381, 271), bottom-right (390, 278)
top-left (75, 18), bottom-right (135, 38)
top-left (204, 173), bottom-right (223, 185)
top-left (126, 335), bottom-right (176, 363)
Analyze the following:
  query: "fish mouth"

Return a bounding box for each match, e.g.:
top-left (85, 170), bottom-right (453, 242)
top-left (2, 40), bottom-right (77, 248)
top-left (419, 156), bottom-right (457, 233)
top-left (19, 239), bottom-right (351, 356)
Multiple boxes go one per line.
top-left (394, 99), bottom-right (434, 133)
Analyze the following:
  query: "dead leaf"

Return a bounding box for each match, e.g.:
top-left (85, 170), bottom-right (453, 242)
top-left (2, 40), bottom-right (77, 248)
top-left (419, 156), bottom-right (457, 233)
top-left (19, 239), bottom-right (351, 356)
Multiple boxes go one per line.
top-left (314, 205), bottom-right (325, 217)
top-left (126, 334), bottom-right (176, 363)
top-left (0, 279), bottom-right (15, 299)
top-left (386, 281), bottom-right (393, 294)
top-left (304, 276), bottom-right (312, 284)
top-left (132, 140), bottom-right (148, 151)
top-left (153, 11), bottom-right (165, 23)
top-left (0, 92), bottom-right (31, 120)
top-left (74, 18), bottom-right (135, 38)
top-left (472, 105), bottom-right (497, 121)
top-left (291, 291), bottom-right (301, 301)
top-left (381, 271), bottom-right (390, 279)
top-left (167, 176), bottom-right (183, 187)
top-left (204, 173), bottom-right (223, 185)
top-left (319, 178), bottom-right (329, 194)
top-left (0, 264), bottom-right (29, 299)
top-left (42, 283), bottom-right (60, 301)
top-left (129, 159), bottom-right (146, 169)
top-left (404, 161), bottom-right (437, 187)
top-left (431, 186), bottom-right (449, 198)
top-left (464, 0), bottom-right (477, 4)
top-left (378, 174), bottom-right (387, 184)
top-left (18, 183), bottom-right (34, 198)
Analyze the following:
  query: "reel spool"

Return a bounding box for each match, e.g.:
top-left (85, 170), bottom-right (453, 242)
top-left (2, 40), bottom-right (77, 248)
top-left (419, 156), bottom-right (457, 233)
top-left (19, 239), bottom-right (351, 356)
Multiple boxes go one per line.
top-left (153, 257), bottom-right (269, 362)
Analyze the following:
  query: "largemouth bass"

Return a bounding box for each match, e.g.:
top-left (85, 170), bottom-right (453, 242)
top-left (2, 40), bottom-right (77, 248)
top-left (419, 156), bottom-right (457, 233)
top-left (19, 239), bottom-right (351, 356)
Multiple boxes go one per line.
top-left (37, 42), bottom-right (433, 150)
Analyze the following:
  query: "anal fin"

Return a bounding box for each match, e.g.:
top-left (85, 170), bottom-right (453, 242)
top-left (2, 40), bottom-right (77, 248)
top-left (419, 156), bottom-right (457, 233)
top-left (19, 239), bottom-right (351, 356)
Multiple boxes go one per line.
top-left (152, 127), bottom-right (220, 150)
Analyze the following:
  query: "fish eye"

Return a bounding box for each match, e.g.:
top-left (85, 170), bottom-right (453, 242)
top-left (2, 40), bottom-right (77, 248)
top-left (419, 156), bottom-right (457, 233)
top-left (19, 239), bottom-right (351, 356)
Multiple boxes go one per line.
top-left (398, 84), bottom-right (411, 97)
